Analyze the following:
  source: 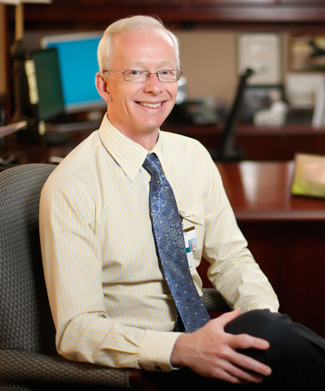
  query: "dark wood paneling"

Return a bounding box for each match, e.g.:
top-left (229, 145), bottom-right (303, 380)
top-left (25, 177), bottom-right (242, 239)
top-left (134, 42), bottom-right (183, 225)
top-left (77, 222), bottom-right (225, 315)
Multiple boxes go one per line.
top-left (240, 221), bottom-right (325, 338)
top-left (191, 0), bottom-right (278, 5)
top-left (10, 0), bottom-right (325, 32)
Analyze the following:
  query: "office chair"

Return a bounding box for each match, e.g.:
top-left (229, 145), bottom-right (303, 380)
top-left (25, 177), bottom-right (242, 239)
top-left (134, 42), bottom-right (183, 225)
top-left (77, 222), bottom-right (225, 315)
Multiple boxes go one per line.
top-left (0, 163), bottom-right (229, 391)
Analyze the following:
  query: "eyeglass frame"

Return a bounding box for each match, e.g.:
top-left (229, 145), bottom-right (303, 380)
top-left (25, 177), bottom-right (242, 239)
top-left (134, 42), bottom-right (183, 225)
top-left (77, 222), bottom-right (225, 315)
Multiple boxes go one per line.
top-left (102, 69), bottom-right (183, 83)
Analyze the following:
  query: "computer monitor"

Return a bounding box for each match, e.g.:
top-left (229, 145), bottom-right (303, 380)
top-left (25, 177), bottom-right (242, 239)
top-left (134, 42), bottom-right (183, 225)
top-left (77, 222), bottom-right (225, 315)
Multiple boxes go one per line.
top-left (25, 47), bottom-right (65, 123)
top-left (41, 32), bottom-right (106, 114)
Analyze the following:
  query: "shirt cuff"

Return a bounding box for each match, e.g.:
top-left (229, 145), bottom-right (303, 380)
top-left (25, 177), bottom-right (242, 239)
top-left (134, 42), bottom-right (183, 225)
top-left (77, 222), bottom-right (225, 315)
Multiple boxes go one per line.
top-left (254, 304), bottom-right (279, 312)
top-left (139, 329), bottom-right (182, 371)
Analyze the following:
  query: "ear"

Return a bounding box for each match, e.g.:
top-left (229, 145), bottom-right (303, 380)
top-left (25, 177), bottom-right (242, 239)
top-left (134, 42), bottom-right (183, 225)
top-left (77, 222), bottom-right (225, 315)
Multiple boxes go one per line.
top-left (95, 72), bottom-right (112, 103)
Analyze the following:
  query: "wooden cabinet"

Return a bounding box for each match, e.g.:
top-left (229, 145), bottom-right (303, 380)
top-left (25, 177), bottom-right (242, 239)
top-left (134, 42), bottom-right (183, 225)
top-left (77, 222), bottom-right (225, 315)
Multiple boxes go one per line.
top-left (19, 0), bottom-right (325, 31)
top-left (109, 0), bottom-right (180, 4)
top-left (190, 0), bottom-right (278, 5)
top-left (281, 0), bottom-right (325, 4)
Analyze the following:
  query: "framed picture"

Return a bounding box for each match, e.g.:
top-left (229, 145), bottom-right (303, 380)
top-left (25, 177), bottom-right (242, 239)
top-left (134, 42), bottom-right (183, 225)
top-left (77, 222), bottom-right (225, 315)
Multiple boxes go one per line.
top-left (291, 153), bottom-right (325, 198)
top-left (238, 33), bottom-right (281, 85)
top-left (289, 34), bottom-right (325, 72)
top-left (239, 84), bottom-right (286, 123)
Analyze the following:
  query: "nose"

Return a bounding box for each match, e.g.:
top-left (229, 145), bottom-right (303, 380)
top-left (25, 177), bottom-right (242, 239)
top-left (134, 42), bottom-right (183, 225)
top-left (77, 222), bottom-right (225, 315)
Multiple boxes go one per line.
top-left (144, 73), bottom-right (163, 94)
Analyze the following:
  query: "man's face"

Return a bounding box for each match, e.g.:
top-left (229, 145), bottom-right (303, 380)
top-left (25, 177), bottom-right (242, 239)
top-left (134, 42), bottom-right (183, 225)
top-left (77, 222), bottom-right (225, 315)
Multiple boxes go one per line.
top-left (101, 28), bottom-right (178, 145)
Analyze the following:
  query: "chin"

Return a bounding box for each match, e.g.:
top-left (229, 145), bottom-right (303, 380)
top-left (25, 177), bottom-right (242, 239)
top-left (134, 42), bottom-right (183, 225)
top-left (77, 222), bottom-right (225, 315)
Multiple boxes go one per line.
top-left (141, 116), bottom-right (168, 130)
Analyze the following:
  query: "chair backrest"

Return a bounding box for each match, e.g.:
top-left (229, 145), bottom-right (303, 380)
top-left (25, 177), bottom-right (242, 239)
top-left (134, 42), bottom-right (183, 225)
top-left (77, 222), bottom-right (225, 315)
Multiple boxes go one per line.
top-left (0, 163), bottom-right (57, 354)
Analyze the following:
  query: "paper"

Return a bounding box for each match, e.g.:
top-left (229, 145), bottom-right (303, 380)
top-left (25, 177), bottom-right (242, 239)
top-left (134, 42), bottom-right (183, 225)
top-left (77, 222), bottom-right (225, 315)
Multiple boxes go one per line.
top-left (0, 121), bottom-right (27, 139)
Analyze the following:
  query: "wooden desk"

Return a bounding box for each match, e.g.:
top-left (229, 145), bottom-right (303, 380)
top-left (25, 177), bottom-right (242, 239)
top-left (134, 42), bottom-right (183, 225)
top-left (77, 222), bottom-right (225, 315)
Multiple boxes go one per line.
top-left (217, 161), bottom-right (325, 221)
top-left (212, 161), bottom-right (325, 337)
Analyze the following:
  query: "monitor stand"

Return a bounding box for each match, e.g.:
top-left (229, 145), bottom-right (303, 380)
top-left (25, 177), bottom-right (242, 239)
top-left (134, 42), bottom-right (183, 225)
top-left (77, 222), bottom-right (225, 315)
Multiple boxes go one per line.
top-left (210, 68), bottom-right (254, 162)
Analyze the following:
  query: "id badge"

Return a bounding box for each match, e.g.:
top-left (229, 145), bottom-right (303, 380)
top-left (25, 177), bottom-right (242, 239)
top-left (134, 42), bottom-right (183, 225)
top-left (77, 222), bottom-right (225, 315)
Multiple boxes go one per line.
top-left (183, 226), bottom-right (197, 267)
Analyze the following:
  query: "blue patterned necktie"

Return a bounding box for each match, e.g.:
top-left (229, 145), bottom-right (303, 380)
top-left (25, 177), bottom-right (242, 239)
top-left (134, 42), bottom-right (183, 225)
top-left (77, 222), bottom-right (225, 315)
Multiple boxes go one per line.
top-left (143, 153), bottom-right (210, 333)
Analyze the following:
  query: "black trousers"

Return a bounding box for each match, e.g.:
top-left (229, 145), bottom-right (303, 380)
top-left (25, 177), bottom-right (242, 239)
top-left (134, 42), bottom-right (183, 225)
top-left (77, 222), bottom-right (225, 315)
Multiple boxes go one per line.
top-left (224, 309), bottom-right (325, 388)
top-left (145, 310), bottom-right (325, 389)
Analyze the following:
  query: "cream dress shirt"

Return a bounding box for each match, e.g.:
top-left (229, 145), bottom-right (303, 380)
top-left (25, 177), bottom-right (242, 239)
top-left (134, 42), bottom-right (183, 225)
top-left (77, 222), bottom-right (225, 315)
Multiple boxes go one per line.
top-left (39, 115), bottom-right (279, 372)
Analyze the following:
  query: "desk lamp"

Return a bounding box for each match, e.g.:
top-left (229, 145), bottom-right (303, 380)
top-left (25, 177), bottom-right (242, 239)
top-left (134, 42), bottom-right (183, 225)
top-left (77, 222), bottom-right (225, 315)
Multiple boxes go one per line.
top-left (1, 0), bottom-right (51, 126)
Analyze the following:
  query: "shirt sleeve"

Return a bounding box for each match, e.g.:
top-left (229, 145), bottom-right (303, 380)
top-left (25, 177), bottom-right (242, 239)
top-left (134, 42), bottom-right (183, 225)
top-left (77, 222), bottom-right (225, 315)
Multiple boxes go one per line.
top-left (39, 174), bottom-right (180, 371)
top-left (198, 147), bottom-right (279, 313)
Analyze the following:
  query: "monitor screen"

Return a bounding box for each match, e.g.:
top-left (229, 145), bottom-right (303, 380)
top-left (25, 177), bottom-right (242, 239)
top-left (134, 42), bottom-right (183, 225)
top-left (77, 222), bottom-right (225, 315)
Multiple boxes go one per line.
top-left (41, 32), bottom-right (106, 114)
top-left (26, 47), bottom-right (65, 122)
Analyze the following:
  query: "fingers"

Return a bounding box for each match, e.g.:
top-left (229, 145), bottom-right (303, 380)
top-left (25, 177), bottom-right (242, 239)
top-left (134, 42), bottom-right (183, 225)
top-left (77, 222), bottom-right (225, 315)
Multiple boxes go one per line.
top-left (233, 331), bottom-right (270, 351)
top-left (171, 310), bottom-right (272, 385)
top-left (227, 342), bottom-right (272, 379)
top-left (213, 309), bottom-right (270, 351)
top-left (192, 342), bottom-right (270, 385)
top-left (211, 358), bottom-right (266, 385)
top-left (208, 331), bottom-right (271, 383)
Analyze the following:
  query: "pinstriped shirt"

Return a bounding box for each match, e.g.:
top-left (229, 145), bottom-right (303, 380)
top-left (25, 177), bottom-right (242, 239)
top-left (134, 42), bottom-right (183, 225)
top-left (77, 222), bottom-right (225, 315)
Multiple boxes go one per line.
top-left (39, 115), bottom-right (279, 371)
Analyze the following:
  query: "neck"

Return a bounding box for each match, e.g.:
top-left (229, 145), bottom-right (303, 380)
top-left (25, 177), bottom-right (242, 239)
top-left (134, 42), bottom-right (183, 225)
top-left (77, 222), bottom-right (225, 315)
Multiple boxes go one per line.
top-left (119, 129), bottom-right (159, 150)
top-left (135, 132), bottom-right (159, 150)
top-left (105, 115), bottom-right (160, 150)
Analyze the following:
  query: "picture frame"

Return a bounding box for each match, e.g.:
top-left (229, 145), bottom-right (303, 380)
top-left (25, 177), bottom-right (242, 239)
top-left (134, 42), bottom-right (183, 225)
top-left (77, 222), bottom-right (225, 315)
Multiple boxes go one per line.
top-left (291, 153), bottom-right (325, 198)
top-left (238, 33), bottom-right (281, 85)
top-left (289, 33), bottom-right (325, 72)
top-left (239, 84), bottom-right (286, 123)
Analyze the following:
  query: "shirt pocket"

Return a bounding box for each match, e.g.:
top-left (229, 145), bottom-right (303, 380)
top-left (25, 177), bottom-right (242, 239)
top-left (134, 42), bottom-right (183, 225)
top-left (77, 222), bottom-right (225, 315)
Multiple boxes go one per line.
top-left (179, 201), bottom-right (205, 269)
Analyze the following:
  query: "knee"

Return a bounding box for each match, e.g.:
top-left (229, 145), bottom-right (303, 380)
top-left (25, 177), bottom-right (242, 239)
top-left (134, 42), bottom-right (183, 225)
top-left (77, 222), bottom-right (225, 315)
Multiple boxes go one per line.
top-left (225, 309), bottom-right (283, 340)
top-left (225, 309), bottom-right (308, 361)
top-left (226, 310), bottom-right (325, 387)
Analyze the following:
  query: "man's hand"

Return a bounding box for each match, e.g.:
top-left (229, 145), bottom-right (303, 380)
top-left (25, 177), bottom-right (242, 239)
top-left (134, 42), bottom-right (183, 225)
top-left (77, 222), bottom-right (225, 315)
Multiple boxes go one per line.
top-left (170, 308), bottom-right (272, 385)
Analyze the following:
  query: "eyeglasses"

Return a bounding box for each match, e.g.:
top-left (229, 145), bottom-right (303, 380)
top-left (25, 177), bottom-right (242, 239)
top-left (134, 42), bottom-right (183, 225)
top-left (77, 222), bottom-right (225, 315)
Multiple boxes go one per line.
top-left (102, 69), bottom-right (183, 83)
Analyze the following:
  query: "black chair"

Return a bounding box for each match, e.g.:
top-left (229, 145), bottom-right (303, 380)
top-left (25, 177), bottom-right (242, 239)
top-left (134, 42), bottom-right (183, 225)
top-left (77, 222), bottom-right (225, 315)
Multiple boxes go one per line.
top-left (0, 163), bottom-right (229, 390)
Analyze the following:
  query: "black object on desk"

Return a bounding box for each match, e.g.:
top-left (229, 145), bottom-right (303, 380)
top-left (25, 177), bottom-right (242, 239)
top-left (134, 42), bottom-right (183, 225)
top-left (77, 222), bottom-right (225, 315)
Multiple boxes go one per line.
top-left (211, 68), bottom-right (254, 162)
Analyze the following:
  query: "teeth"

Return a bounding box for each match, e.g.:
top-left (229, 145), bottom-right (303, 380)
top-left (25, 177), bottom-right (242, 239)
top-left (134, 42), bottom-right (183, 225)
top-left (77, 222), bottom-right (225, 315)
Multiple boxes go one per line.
top-left (139, 102), bottom-right (162, 108)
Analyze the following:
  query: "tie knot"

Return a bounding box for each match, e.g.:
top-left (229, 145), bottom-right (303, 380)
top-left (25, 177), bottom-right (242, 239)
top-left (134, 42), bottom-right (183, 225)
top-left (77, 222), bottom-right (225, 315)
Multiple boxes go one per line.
top-left (143, 153), bottom-right (164, 177)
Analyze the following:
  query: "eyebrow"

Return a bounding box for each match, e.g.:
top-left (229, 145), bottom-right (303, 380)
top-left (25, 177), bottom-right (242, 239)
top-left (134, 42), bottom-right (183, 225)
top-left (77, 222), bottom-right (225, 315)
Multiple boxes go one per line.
top-left (125, 60), bottom-right (177, 69)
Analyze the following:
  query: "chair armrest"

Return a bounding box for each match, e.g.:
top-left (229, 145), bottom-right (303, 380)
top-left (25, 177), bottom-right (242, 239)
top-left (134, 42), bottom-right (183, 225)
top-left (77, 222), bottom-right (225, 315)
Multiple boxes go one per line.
top-left (0, 349), bottom-right (130, 388)
top-left (0, 290), bottom-right (229, 390)
top-left (202, 288), bottom-right (230, 312)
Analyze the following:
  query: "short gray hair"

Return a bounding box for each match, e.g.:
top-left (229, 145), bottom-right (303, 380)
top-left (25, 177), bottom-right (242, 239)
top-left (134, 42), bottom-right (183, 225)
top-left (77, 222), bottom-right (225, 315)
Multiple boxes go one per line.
top-left (97, 15), bottom-right (180, 71)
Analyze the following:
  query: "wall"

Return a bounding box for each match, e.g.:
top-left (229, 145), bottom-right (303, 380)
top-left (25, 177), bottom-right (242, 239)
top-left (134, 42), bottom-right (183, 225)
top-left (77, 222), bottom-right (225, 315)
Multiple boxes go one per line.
top-left (177, 30), bottom-right (289, 108)
top-left (176, 30), bottom-right (238, 107)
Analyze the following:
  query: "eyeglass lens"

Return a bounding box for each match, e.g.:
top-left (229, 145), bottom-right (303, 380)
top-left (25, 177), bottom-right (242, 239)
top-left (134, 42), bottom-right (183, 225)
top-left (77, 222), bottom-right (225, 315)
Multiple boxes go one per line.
top-left (124, 70), bottom-right (181, 82)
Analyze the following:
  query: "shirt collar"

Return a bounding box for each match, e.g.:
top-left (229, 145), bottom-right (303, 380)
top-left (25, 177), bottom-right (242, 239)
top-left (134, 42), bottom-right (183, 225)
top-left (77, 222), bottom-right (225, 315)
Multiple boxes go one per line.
top-left (98, 115), bottom-right (162, 182)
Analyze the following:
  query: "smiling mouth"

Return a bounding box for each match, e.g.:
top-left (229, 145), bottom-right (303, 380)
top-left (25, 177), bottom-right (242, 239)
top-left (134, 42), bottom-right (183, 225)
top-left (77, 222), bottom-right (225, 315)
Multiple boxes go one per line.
top-left (138, 102), bottom-right (162, 108)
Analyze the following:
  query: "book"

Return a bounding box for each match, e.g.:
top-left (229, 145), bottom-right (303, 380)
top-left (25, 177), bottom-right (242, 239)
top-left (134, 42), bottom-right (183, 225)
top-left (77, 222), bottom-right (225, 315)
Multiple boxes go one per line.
top-left (291, 153), bottom-right (325, 198)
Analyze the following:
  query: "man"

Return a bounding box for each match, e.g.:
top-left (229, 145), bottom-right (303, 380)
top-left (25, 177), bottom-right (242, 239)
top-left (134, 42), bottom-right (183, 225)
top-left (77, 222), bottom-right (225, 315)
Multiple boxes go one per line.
top-left (40, 15), bottom-right (325, 389)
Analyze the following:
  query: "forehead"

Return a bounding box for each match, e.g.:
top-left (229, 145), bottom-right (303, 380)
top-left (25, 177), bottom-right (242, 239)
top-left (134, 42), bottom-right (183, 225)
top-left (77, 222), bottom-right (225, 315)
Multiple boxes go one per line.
top-left (111, 28), bottom-right (177, 68)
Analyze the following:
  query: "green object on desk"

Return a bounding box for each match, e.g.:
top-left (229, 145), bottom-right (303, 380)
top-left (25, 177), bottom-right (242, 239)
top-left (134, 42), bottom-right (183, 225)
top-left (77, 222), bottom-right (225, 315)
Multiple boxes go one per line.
top-left (291, 153), bottom-right (325, 199)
